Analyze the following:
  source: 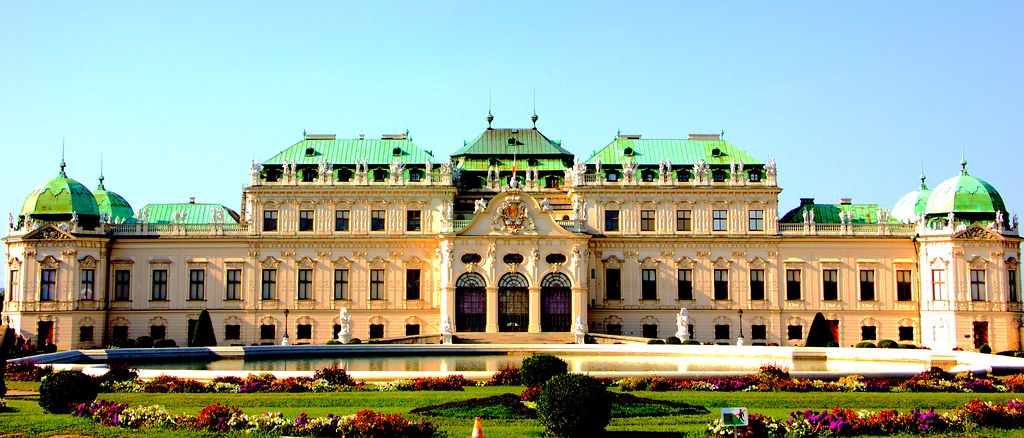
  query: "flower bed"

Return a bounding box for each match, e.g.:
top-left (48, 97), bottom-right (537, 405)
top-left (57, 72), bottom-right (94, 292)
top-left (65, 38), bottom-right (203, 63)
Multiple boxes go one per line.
top-left (74, 400), bottom-right (439, 437)
top-left (705, 399), bottom-right (1024, 437)
top-left (98, 372), bottom-right (471, 394)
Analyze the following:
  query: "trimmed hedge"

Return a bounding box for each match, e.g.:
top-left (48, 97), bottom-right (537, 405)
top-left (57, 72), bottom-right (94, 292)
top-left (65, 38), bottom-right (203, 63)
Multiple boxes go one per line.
top-left (878, 340), bottom-right (898, 349)
top-left (520, 354), bottom-right (568, 387)
top-left (537, 373), bottom-right (611, 437)
top-left (856, 341), bottom-right (876, 348)
top-left (39, 370), bottom-right (98, 414)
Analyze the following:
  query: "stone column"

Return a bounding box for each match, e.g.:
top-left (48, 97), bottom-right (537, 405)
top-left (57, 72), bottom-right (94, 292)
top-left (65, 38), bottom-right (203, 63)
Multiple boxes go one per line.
top-left (486, 286), bottom-right (498, 333)
top-left (528, 286), bottom-right (541, 333)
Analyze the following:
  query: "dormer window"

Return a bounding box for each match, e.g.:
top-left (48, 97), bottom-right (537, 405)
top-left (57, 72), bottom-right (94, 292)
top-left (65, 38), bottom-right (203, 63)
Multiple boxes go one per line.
top-left (489, 158), bottom-right (500, 166)
top-left (409, 169), bottom-right (423, 182)
top-left (623, 147), bottom-right (633, 156)
top-left (373, 169), bottom-right (388, 182)
top-left (677, 170), bottom-right (691, 182)
top-left (711, 147), bottom-right (722, 157)
top-left (748, 170), bottom-right (762, 182)
top-left (302, 168), bottom-right (317, 182)
top-left (392, 147), bottom-right (402, 156)
top-left (336, 168), bottom-right (352, 182)
top-left (712, 170), bottom-right (726, 182)
top-left (607, 170), bottom-right (619, 182)
top-left (305, 147), bottom-right (316, 156)
top-left (641, 170), bottom-right (656, 182)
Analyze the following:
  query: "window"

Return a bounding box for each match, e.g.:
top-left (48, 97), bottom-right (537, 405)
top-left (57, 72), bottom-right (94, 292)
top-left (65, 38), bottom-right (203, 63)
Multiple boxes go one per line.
top-left (604, 210), bottom-right (619, 231)
top-left (932, 270), bottom-right (947, 300)
top-left (715, 324), bottom-right (730, 340)
top-left (406, 210), bottom-right (421, 231)
top-left (1010, 270), bottom-right (1019, 302)
top-left (713, 210), bottom-right (727, 231)
top-left (970, 270), bottom-right (986, 301)
top-left (334, 269), bottom-right (349, 300)
top-left (676, 210), bottom-right (691, 231)
top-left (297, 324), bottom-right (312, 340)
top-left (8, 270), bottom-right (19, 302)
top-left (409, 169), bottom-right (423, 182)
top-left (39, 269), bottom-right (56, 301)
top-left (371, 210), bottom-right (386, 231)
top-left (899, 326), bottom-right (914, 341)
top-left (370, 269), bottom-right (384, 300)
top-left (369, 324), bottom-right (384, 339)
top-left (112, 325), bottom-right (129, 341)
top-left (641, 170), bottom-right (655, 182)
top-left (712, 170), bottom-right (726, 182)
top-left (114, 269), bottom-right (131, 301)
top-left (642, 324), bottom-right (658, 338)
top-left (787, 325), bottom-right (803, 341)
top-left (641, 269), bottom-right (657, 300)
top-left (226, 269), bottom-right (241, 300)
top-left (605, 269), bottom-right (621, 300)
top-left (302, 168), bottom-right (316, 182)
top-left (406, 269), bottom-right (421, 300)
top-left (605, 324), bottom-right (622, 335)
top-left (751, 324), bottom-right (767, 340)
top-left (749, 269), bottom-right (765, 300)
top-left (861, 326), bottom-right (877, 341)
top-left (150, 325), bottom-right (166, 340)
top-left (714, 269), bottom-right (729, 300)
top-left (397, 324), bottom-right (417, 336)
top-left (889, 269), bottom-right (911, 302)
top-left (79, 326), bottom-right (94, 342)
top-left (748, 171), bottom-right (761, 182)
top-left (261, 269), bottom-right (277, 300)
top-left (188, 269), bottom-right (205, 300)
top-left (786, 270), bottom-right (801, 300)
top-left (640, 210), bottom-right (655, 231)
top-left (335, 210), bottom-right (350, 231)
top-left (297, 269), bottom-right (313, 300)
top-left (677, 171), bottom-right (690, 182)
top-left (75, 268), bottom-right (95, 300)
top-left (823, 269), bottom-right (839, 301)
top-left (298, 210), bottom-right (314, 231)
top-left (677, 269), bottom-right (693, 300)
top-left (263, 210), bottom-right (278, 231)
top-left (150, 269), bottom-right (167, 300)
top-left (606, 171), bottom-right (618, 182)
top-left (260, 324), bottom-right (275, 340)
top-left (859, 270), bottom-right (875, 301)
top-left (748, 210), bottom-right (763, 231)
top-left (225, 325), bottom-right (241, 340)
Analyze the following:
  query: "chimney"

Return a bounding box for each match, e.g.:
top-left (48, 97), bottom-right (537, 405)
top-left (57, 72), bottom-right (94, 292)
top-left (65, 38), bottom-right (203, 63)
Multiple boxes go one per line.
top-left (688, 133), bottom-right (722, 141)
top-left (304, 134), bottom-right (336, 140)
top-left (618, 134), bottom-right (642, 140)
top-left (381, 133), bottom-right (408, 140)
top-left (839, 198), bottom-right (852, 205)
top-left (799, 198), bottom-right (815, 206)
top-left (189, 197), bottom-right (196, 204)
top-left (359, 134), bottom-right (365, 140)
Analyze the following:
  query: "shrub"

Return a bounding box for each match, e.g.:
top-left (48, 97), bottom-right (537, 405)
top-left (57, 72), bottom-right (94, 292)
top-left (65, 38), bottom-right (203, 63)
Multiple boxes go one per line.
top-left (100, 361), bottom-right (138, 383)
top-left (6, 362), bottom-right (53, 381)
top-left (900, 343), bottom-right (917, 349)
top-left (618, 376), bottom-right (674, 391)
top-left (665, 336), bottom-right (681, 344)
top-left (39, 370), bottom-right (99, 413)
top-left (40, 343), bottom-right (58, 353)
top-left (805, 312), bottom-right (836, 347)
top-left (826, 341), bottom-right (840, 347)
top-left (647, 339), bottom-right (665, 345)
top-left (520, 354), bottom-right (568, 387)
top-left (326, 339), bottom-right (342, 345)
top-left (115, 338), bottom-right (137, 349)
top-left (314, 365), bottom-right (356, 386)
top-left (212, 375), bottom-right (246, 385)
top-left (980, 344), bottom-right (992, 354)
top-left (537, 374), bottom-right (611, 437)
top-left (189, 309), bottom-right (217, 347)
top-left (196, 403), bottom-right (243, 432)
top-left (488, 363), bottom-right (521, 386)
top-left (143, 375), bottom-right (206, 393)
top-left (683, 339), bottom-right (701, 345)
top-left (520, 384), bottom-right (542, 402)
top-left (856, 341), bottom-right (876, 348)
top-left (347, 338), bottom-right (362, 344)
top-left (878, 339), bottom-right (898, 348)
top-left (135, 336), bottom-right (154, 348)
top-left (335, 410), bottom-right (437, 438)
top-left (153, 338), bottom-right (177, 348)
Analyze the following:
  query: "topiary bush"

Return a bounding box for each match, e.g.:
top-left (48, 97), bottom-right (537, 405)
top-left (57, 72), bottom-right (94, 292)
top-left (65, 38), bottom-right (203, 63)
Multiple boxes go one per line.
top-left (520, 354), bottom-right (568, 387)
top-left (647, 339), bottom-right (666, 345)
top-left (99, 361), bottom-right (138, 383)
top-left (804, 312), bottom-right (836, 347)
top-left (665, 336), bottom-right (681, 345)
top-left (683, 339), bottom-right (701, 345)
top-left (980, 344), bottom-right (992, 354)
top-left (189, 309), bottom-right (217, 347)
top-left (537, 373), bottom-right (611, 437)
top-left (135, 336), bottom-right (154, 348)
top-left (899, 343), bottom-right (917, 349)
top-left (347, 338), bottom-right (362, 344)
top-left (39, 370), bottom-right (99, 413)
top-left (326, 339), bottom-right (342, 345)
top-left (153, 338), bottom-right (177, 348)
top-left (878, 339), bottom-right (898, 349)
top-left (313, 365), bottom-right (356, 386)
top-left (856, 341), bottom-right (876, 348)
top-left (114, 338), bottom-right (137, 349)
top-left (826, 341), bottom-right (840, 347)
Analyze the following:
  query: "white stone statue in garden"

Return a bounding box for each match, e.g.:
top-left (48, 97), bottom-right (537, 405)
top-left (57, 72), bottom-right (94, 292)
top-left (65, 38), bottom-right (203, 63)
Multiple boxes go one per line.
top-left (337, 308), bottom-right (353, 343)
top-left (441, 316), bottom-right (453, 334)
top-left (573, 316), bottom-right (586, 344)
top-left (675, 308), bottom-right (690, 340)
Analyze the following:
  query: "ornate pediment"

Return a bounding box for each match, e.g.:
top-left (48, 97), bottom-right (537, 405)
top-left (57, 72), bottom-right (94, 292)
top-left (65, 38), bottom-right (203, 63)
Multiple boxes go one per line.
top-left (79, 255), bottom-right (98, 269)
top-left (602, 256), bottom-right (623, 268)
top-left (1007, 257), bottom-right (1020, 269)
top-left (675, 256), bottom-right (696, 268)
top-left (638, 256), bottom-right (660, 269)
top-left (296, 256), bottom-right (317, 269)
top-left (490, 194), bottom-right (536, 234)
top-left (368, 256), bottom-right (388, 269)
top-left (403, 256), bottom-right (425, 268)
top-left (24, 225), bottom-right (74, 241)
top-left (967, 256), bottom-right (989, 269)
top-left (332, 256), bottom-right (353, 268)
top-left (712, 257), bottom-right (733, 269)
top-left (954, 224), bottom-right (1003, 240)
top-left (746, 256), bottom-right (767, 269)
top-left (39, 255), bottom-right (61, 269)
top-left (929, 257), bottom-right (948, 269)
top-left (260, 256), bottom-right (281, 269)
top-left (7, 257), bottom-right (22, 270)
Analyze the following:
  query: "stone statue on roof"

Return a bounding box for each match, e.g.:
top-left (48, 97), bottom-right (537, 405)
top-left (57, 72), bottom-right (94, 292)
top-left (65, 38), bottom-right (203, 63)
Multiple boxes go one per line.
top-left (996, 211), bottom-right (1005, 228)
top-left (474, 198), bottom-right (487, 214)
top-left (665, 159), bottom-right (672, 174)
top-left (595, 158), bottom-right (602, 175)
top-left (947, 212), bottom-right (955, 229)
top-left (766, 158), bottom-right (777, 175)
top-left (540, 197), bottom-right (552, 212)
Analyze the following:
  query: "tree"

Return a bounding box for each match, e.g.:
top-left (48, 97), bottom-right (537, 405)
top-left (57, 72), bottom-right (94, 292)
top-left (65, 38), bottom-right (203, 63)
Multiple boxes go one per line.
top-left (189, 309), bottom-right (217, 347)
top-left (804, 312), bottom-right (835, 347)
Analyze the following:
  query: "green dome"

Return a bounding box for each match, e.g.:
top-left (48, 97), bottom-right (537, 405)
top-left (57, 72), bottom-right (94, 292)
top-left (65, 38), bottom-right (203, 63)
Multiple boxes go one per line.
top-left (924, 165), bottom-right (1006, 218)
top-left (891, 175), bottom-right (932, 223)
top-left (93, 176), bottom-right (134, 222)
top-left (21, 164), bottom-right (100, 220)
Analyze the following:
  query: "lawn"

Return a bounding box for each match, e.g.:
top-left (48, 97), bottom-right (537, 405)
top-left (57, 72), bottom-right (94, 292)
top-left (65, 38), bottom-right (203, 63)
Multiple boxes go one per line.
top-left (4, 382), bottom-right (1024, 437)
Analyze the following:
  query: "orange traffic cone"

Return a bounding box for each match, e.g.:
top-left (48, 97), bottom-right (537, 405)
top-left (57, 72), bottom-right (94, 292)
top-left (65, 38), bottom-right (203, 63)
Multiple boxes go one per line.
top-left (469, 416), bottom-right (485, 438)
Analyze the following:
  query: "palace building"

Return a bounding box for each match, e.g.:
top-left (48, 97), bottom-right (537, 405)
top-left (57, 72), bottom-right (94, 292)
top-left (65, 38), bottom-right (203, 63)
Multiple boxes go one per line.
top-left (3, 117), bottom-right (1021, 351)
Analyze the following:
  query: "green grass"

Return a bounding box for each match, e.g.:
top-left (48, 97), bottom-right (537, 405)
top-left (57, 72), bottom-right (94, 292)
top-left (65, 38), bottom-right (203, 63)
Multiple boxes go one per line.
top-left (3, 386), bottom-right (1024, 437)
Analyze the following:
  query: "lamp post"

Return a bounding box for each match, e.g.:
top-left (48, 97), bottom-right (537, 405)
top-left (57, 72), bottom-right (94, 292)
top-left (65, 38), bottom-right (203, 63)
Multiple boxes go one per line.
top-left (282, 309), bottom-right (290, 346)
top-left (737, 309), bottom-right (745, 345)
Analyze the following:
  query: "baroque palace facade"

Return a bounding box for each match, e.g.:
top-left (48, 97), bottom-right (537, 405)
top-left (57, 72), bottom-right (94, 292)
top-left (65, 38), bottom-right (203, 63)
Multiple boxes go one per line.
top-left (3, 119), bottom-right (1022, 351)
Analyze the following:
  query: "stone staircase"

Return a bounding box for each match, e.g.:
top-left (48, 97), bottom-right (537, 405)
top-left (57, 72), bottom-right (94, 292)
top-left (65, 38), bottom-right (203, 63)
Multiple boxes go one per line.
top-left (452, 332), bottom-right (576, 344)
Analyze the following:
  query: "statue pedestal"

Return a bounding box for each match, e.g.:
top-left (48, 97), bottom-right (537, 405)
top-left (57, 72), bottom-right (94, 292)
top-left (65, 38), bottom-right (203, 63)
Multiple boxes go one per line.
top-left (574, 333), bottom-right (585, 344)
top-left (441, 333), bottom-right (453, 345)
top-left (736, 337), bottom-right (744, 346)
top-left (338, 334), bottom-right (352, 344)
top-left (281, 335), bottom-right (290, 346)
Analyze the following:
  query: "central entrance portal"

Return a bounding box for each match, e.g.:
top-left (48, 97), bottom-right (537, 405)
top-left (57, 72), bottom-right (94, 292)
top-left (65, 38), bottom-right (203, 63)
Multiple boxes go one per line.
top-left (541, 273), bottom-right (571, 332)
top-left (498, 273), bottom-right (529, 332)
top-left (455, 273), bottom-right (486, 332)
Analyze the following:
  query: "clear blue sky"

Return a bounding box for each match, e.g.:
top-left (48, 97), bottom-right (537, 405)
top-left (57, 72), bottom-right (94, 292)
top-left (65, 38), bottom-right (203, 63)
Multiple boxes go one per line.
top-left (2, 2), bottom-right (1022, 246)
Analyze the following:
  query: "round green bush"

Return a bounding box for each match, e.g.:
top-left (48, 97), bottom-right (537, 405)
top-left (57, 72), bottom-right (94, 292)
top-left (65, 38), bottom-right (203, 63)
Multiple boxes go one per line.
top-left (347, 338), bottom-right (362, 344)
top-left (826, 341), bottom-right (840, 347)
top-left (520, 354), bottom-right (569, 387)
top-left (878, 339), bottom-right (898, 349)
top-left (135, 336), bottom-right (154, 348)
top-left (115, 338), bottom-right (137, 349)
top-left (855, 341), bottom-right (876, 348)
top-left (980, 344), bottom-right (992, 354)
top-left (664, 336), bottom-right (681, 344)
top-left (153, 338), bottom-right (177, 348)
top-left (647, 339), bottom-right (665, 345)
top-left (537, 373), bottom-right (611, 437)
top-left (39, 370), bottom-right (99, 414)
top-left (326, 339), bottom-right (342, 345)
top-left (682, 339), bottom-right (701, 345)
top-left (899, 343), bottom-right (917, 349)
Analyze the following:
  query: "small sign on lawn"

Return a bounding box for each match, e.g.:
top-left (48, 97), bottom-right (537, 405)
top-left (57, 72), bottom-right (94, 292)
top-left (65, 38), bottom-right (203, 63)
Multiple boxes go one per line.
top-left (721, 407), bottom-right (748, 427)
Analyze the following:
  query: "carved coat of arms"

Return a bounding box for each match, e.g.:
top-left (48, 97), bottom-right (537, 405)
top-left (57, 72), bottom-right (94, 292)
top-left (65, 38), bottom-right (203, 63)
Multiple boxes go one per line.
top-left (491, 195), bottom-right (536, 234)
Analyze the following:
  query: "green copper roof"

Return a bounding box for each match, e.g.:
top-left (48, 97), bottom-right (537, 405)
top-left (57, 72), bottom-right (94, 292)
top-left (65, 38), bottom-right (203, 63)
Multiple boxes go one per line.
top-left (924, 167), bottom-right (1006, 216)
top-left (780, 203), bottom-right (899, 224)
top-left (21, 164), bottom-right (99, 218)
top-left (263, 138), bottom-right (435, 166)
top-left (891, 176), bottom-right (931, 223)
top-left (139, 203), bottom-right (240, 224)
top-left (452, 128), bottom-right (573, 156)
top-left (584, 138), bottom-right (765, 166)
top-left (93, 176), bottom-right (134, 223)
top-left (456, 157), bottom-right (569, 172)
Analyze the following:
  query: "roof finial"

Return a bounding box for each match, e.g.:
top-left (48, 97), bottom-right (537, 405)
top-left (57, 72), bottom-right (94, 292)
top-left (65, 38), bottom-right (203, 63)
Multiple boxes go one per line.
top-left (486, 90), bottom-right (494, 129)
top-left (720, 129), bottom-right (725, 140)
top-left (919, 152), bottom-right (927, 189)
top-left (59, 135), bottom-right (66, 177)
top-left (98, 151), bottom-right (105, 189)
top-left (303, 129), bottom-right (306, 139)
top-left (960, 135), bottom-right (968, 175)
top-left (531, 88), bottom-right (538, 129)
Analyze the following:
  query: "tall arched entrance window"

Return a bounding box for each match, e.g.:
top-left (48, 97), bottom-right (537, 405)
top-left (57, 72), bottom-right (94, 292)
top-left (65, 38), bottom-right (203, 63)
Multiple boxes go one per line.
top-left (498, 273), bottom-right (529, 332)
top-left (541, 273), bottom-right (572, 332)
top-left (455, 273), bottom-right (486, 332)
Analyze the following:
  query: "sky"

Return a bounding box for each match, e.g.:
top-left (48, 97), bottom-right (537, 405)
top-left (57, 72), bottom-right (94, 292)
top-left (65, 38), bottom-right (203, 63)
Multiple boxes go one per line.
top-left (1, 2), bottom-right (1022, 249)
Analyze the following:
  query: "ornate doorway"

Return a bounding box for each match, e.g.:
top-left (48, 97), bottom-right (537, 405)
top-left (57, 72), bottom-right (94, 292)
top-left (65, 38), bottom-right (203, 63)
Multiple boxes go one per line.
top-left (541, 273), bottom-right (571, 332)
top-left (455, 273), bottom-right (486, 332)
top-left (498, 273), bottom-right (529, 332)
